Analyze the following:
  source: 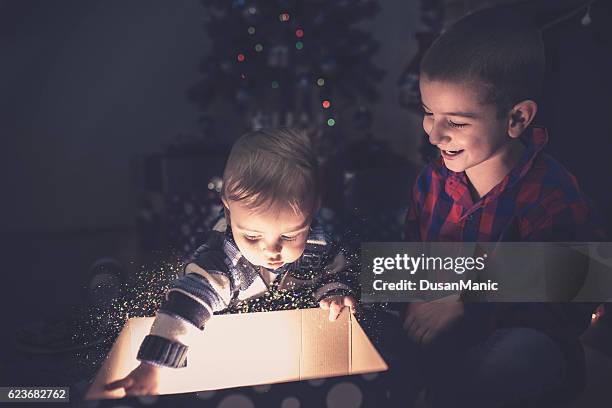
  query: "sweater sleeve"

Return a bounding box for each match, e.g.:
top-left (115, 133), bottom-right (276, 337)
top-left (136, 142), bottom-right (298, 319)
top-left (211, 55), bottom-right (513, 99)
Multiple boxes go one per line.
top-left (311, 235), bottom-right (359, 303)
top-left (137, 232), bottom-right (234, 368)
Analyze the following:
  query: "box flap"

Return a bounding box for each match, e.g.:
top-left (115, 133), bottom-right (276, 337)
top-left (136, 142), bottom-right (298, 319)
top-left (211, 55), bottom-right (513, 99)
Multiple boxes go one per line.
top-left (300, 307), bottom-right (349, 379)
top-left (350, 314), bottom-right (389, 374)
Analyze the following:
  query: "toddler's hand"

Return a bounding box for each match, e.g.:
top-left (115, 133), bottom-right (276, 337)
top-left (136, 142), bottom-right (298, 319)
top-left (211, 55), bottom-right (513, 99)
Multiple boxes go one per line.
top-left (105, 362), bottom-right (161, 397)
top-left (319, 295), bottom-right (357, 321)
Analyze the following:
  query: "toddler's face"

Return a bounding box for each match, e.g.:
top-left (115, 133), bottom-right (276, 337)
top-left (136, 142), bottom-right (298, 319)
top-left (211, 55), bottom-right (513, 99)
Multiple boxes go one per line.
top-left (225, 199), bottom-right (311, 270)
top-left (419, 77), bottom-right (510, 174)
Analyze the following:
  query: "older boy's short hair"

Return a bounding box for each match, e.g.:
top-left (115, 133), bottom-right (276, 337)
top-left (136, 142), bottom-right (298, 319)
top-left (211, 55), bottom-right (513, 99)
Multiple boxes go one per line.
top-left (420, 7), bottom-right (545, 117)
top-left (221, 127), bottom-right (319, 217)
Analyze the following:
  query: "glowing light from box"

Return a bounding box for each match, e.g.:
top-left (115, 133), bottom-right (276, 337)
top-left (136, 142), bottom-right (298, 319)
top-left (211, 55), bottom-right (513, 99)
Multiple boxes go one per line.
top-left (254, 43), bottom-right (263, 52)
top-left (279, 13), bottom-right (290, 22)
top-left (322, 100), bottom-right (331, 109)
top-left (248, 26), bottom-right (255, 35)
top-left (295, 41), bottom-right (303, 50)
top-left (295, 29), bottom-right (304, 38)
top-left (327, 118), bottom-right (336, 127)
top-left (317, 78), bottom-right (325, 86)
top-left (237, 53), bottom-right (246, 62)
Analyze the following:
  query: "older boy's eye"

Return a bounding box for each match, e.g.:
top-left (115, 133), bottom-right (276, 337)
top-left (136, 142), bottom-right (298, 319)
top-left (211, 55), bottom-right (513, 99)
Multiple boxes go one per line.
top-left (244, 235), bottom-right (261, 241)
top-left (448, 120), bottom-right (467, 128)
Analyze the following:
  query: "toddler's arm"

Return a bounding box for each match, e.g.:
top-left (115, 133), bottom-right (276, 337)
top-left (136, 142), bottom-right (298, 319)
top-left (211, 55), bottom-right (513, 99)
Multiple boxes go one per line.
top-left (104, 232), bottom-right (233, 395)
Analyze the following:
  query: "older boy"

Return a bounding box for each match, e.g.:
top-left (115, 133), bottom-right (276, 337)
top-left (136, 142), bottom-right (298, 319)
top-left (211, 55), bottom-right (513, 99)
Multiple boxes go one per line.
top-left (400, 7), bottom-right (604, 408)
top-left (106, 128), bottom-right (357, 396)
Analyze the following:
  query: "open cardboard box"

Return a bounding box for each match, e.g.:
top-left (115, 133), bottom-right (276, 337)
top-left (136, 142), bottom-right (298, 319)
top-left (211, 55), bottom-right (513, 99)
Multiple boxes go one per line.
top-left (86, 307), bottom-right (387, 399)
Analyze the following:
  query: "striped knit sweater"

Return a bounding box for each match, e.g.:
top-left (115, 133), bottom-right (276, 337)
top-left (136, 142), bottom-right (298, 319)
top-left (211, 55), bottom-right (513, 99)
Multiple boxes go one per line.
top-left (137, 218), bottom-right (357, 368)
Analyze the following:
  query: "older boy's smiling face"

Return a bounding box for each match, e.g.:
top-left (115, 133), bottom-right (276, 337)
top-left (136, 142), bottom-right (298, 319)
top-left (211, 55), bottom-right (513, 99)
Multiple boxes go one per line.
top-left (225, 199), bottom-right (311, 270)
top-left (419, 77), bottom-right (512, 175)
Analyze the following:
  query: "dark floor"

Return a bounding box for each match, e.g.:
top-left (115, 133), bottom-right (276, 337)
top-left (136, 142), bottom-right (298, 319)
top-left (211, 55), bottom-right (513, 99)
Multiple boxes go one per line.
top-left (0, 229), bottom-right (141, 389)
top-left (1, 229), bottom-right (611, 408)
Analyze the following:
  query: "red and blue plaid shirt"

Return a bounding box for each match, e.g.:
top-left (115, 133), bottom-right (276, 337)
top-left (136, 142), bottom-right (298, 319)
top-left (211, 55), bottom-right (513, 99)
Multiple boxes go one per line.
top-left (405, 127), bottom-right (605, 344)
top-left (406, 127), bottom-right (605, 242)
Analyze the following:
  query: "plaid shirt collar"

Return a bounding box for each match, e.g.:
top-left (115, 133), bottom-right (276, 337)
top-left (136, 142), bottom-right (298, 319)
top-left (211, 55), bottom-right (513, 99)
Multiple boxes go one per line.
top-left (431, 127), bottom-right (549, 220)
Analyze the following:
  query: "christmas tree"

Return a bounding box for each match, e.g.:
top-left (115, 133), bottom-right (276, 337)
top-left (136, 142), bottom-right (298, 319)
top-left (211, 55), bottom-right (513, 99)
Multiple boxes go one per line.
top-left (188, 0), bottom-right (385, 153)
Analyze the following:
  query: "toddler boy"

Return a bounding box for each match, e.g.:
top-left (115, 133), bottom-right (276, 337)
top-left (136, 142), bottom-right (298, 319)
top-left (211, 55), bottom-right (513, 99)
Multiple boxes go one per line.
top-left (106, 128), bottom-right (357, 396)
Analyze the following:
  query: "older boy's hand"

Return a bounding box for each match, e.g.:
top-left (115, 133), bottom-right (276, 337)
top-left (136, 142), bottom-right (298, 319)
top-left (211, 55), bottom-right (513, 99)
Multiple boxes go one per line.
top-left (403, 294), bottom-right (464, 346)
top-left (319, 295), bottom-right (357, 321)
top-left (105, 362), bottom-right (161, 397)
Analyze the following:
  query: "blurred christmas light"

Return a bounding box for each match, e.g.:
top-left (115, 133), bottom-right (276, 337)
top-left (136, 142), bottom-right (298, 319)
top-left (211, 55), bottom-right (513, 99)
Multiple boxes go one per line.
top-left (591, 304), bottom-right (605, 323)
top-left (327, 118), bottom-right (336, 126)
top-left (322, 100), bottom-right (331, 109)
top-left (193, 0), bottom-right (385, 143)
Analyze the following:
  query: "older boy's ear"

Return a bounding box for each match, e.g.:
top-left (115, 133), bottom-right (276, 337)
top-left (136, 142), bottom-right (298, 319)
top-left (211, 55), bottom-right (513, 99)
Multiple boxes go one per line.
top-left (507, 100), bottom-right (538, 139)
